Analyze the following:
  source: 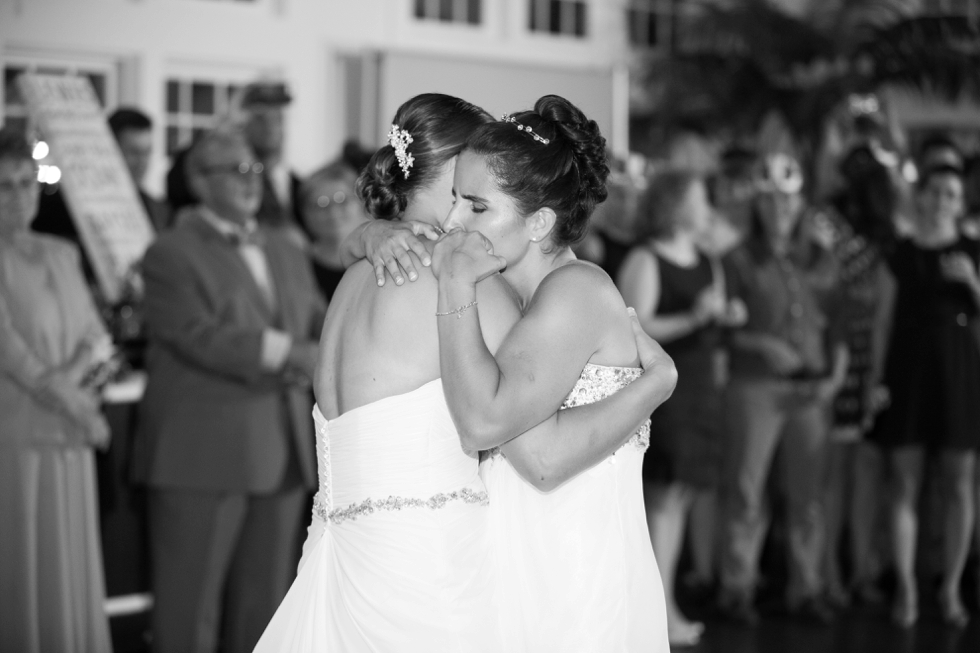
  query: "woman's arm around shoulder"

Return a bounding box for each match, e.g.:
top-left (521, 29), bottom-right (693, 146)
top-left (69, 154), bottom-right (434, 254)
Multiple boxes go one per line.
top-left (441, 259), bottom-right (631, 451)
top-left (500, 309), bottom-right (677, 491)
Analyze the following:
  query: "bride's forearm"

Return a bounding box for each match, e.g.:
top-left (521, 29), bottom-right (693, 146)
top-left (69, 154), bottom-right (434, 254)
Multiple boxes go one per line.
top-left (501, 358), bottom-right (677, 491)
top-left (437, 279), bottom-right (514, 451)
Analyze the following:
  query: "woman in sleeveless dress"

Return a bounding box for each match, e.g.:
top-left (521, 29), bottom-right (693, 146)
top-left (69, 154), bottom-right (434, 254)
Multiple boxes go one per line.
top-left (253, 94), bottom-right (675, 652)
top-left (869, 164), bottom-right (980, 628)
top-left (430, 96), bottom-right (673, 652)
top-left (617, 170), bottom-right (746, 647)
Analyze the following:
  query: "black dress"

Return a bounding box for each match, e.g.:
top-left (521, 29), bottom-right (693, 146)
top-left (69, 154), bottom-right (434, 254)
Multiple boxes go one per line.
top-left (643, 251), bottom-right (724, 488)
top-left (871, 236), bottom-right (980, 450)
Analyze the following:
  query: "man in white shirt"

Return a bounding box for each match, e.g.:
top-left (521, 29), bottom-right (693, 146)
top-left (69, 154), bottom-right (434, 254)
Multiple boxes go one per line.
top-left (133, 128), bottom-right (325, 653)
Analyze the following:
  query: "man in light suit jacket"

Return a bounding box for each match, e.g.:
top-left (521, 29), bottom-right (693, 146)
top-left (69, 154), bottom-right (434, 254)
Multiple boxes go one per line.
top-left (133, 129), bottom-right (325, 653)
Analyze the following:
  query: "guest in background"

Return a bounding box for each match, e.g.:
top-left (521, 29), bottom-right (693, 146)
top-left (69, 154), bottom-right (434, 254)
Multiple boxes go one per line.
top-left (576, 152), bottom-right (643, 279)
top-left (108, 107), bottom-right (171, 231)
top-left (870, 164), bottom-right (980, 629)
top-left (819, 144), bottom-right (898, 607)
top-left (618, 169), bottom-right (746, 647)
top-left (718, 154), bottom-right (847, 626)
top-left (299, 159), bottom-right (370, 301)
top-left (240, 81), bottom-right (304, 240)
top-left (132, 128), bottom-right (325, 653)
top-left (0, 126), bottom-right (114, 653)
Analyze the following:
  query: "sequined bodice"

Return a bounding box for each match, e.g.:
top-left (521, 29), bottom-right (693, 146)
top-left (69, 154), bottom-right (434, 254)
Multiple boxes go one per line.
top-left (559, 363), bottom-right (651, 451)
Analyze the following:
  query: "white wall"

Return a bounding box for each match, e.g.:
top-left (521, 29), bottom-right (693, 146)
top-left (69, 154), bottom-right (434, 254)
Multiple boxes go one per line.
top-left (1, 0), bottom-right (632, 194)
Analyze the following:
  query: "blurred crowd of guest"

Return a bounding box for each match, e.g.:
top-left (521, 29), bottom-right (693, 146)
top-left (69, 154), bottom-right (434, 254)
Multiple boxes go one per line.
top-left (2, 82), bottom-right (980, 653)
top-left (580, 113), bottom-right (980, 647)
top-left (0, 81), bottom-right (371, 653)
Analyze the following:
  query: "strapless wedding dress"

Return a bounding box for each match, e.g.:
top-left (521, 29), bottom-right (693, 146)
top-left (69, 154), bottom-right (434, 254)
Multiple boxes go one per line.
top-left (482, 364), bottom-right (669, 652)
top-left (253, 379), bottom-right (498, 652)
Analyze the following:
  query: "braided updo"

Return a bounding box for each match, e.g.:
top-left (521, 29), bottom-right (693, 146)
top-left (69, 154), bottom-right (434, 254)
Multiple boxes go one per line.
top-left (356, 93), bottom-right (492, 221)
top-left (463, 94), bottom-right (609, 248)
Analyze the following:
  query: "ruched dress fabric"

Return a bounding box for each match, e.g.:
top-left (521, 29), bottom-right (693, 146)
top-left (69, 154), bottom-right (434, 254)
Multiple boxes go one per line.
top-left (481, 364), bottom-right (669, 653)
top-left (252, 379), bottom-right (498, 652)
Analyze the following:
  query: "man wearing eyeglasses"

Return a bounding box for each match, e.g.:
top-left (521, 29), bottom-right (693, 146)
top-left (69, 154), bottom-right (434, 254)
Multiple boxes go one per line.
top-left (132, 128), bottom-right (325, 653)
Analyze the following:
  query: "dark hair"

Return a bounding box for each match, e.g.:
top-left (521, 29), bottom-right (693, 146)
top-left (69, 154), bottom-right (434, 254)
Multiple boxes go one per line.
top-left (356, 94), bottom-right (492, 220)
top-left (463, 95), bottom-right (609, 249)
top-left (834, 145), bottom-right (896, 243)
top-left (916, 163), bottom-right (963, 192)
top-left (108, 107), bottom-right (152, 138)
top-left (341, 139), bottom-right (374, 175)
top-left (300, 161), bottom-right (356, 209)
top-left (635, 169), bottom-right (701, 241)
top-left (0, 126), bottom-right (34, 164)
top-left (916, 134), bottom-right (963, 171)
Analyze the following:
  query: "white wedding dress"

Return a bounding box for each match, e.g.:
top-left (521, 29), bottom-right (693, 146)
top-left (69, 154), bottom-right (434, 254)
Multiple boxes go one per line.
top-left (252, 379), bottom-right (498, 652)
top-left (481, 364), bottom-right (669, 652)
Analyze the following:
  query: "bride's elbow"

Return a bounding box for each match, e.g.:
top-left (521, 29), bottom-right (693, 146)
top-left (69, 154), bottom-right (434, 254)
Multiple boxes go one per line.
top-left (510, 451), bottom-right (563, 492)
top-left (457, 421), bottom-right (506, 452)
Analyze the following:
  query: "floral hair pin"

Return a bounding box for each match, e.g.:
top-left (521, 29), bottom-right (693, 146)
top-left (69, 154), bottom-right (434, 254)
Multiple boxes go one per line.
top-left (388, 124), bottom-right (414, 179)
top-left (501, 114), bottom-right (549, 145)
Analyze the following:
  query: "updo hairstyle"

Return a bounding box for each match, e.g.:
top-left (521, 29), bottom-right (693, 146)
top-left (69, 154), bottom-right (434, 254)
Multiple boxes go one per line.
top-left (356, 94), bottom-right (492, 221)
top-left (463, 95), bottom-right (609, 249)
top-left (634, 169), bottom-right (701, 242)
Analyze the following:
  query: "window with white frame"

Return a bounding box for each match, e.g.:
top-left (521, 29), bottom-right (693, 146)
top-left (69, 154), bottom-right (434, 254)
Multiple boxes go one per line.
top-left (415, 0), bottom-right (482, 24)
top-left (627, 0), bottom-right (671, 49)
top-left (528, 0), bottom-right (588, 38)
top-left (164, 78), bottom-right (241, 155)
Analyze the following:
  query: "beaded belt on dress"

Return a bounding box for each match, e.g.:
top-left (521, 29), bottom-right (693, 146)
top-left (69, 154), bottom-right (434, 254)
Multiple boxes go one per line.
top-left (313, 413), bottom-right (488, 525)
top-left (313, 486), bottom-right (489, 525)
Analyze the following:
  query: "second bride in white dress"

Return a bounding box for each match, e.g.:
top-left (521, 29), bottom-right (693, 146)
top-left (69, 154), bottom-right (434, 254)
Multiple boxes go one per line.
top-left (433, 95), bottom-right (674, 652)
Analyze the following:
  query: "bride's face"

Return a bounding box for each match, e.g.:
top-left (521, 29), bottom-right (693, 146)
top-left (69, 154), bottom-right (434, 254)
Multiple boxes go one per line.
top-left (443, 150), bottom-right (531, 266)
top-left (411, 158), bottom-right (457, 226)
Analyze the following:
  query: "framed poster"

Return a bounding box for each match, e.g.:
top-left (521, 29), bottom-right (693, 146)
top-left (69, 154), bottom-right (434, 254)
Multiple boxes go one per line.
top-left (17, 73), bottom-right (154, 303)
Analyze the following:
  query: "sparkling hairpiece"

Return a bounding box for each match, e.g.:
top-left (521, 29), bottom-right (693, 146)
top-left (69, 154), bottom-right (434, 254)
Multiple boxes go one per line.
top-left (387, 124), bottom-right (415, 179)
top-left (501, 114), bottom-right (549, 145)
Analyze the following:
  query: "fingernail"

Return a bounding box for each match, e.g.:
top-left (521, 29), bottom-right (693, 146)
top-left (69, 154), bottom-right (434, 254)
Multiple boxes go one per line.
top-left (377, 279), bottom-right (384, 287)
top-left (627, 307), bottom-right (637, 317)
top-left (409, 272), bottom-right (417, 281)
top-left (395, 277), bottom-right (404, 285)
top-left (423, 258), bottom-right (431, 266)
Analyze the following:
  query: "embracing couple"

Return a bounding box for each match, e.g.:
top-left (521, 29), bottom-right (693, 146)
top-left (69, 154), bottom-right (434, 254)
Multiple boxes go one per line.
top-left (253, 93), bottom-right (676, 652)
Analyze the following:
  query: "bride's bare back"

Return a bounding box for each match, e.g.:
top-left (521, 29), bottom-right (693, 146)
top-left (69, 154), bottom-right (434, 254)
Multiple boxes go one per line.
top-left (314, 253), bottom-right (519, 420)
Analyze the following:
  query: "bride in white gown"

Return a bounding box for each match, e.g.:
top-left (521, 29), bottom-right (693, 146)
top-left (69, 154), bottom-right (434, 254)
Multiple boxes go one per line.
top-left (253, 94), bottom-right (674, 652)
top-left (430, 95), bottom-right (672, 652)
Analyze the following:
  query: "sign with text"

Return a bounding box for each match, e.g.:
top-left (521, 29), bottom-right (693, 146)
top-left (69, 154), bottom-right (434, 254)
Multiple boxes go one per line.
top-left (17, 73), bottom-right (154, 303)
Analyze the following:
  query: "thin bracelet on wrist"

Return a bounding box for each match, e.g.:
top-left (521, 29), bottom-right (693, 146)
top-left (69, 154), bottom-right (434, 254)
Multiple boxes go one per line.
top-left (436, 300), bottom-right (478, 319)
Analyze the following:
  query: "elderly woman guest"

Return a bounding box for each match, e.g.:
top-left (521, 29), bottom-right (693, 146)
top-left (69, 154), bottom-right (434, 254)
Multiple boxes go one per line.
top-left (298, 160), bottom-right (370, 301)
top-left (0, 127), bottom-right (113, 652)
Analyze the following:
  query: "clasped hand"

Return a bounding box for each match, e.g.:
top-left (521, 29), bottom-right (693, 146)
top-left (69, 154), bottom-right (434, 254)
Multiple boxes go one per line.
top-left (431, 228), bottom-right (507, 284)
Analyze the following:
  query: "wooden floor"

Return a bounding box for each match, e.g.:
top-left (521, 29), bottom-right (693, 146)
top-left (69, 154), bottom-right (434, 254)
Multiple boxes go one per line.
top-left (686, 601), bottom-right (980, 653)
top-left (111, 601), bottom-right (980, 653)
